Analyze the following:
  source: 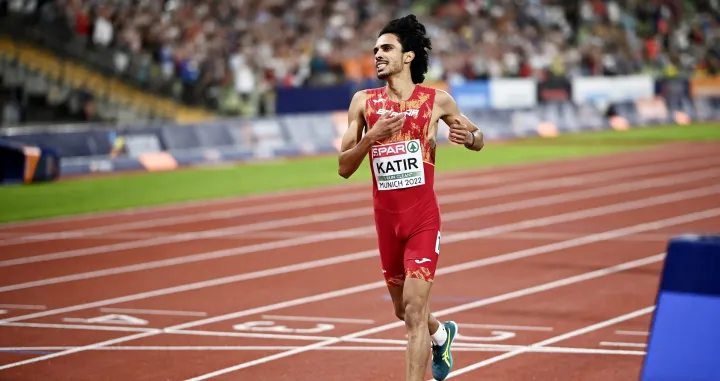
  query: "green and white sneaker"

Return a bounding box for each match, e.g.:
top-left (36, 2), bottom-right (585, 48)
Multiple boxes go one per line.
top-left (431, 321), bottom-right (458, 381)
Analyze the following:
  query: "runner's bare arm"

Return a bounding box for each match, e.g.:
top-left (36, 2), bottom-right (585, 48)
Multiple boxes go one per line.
top-left (436, 90), bottom-right (484, 151)
top-left (338, 91), bottom-right (372, 179)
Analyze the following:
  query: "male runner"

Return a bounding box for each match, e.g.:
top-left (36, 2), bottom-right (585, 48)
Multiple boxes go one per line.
top-left (337, 14), bottom-right (484, 381)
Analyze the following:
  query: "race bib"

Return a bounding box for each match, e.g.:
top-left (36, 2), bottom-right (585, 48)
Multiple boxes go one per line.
top-left (371, 139), bottom-right (425, 190)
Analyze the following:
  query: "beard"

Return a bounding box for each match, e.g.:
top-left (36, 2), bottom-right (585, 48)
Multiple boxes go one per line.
top-left (376, 62), bottom-right (400, 80)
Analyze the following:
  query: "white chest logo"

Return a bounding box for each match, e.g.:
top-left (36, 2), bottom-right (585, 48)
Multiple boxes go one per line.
top-left (377, 108), bottom-right (419, 118)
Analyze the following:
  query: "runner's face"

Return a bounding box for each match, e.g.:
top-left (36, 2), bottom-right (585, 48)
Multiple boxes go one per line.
top-left (374, 34), bottom-right (406, 80)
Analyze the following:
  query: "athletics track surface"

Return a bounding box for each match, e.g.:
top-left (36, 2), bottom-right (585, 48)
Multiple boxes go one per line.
top-left (0, 142), bottom-right (719, 380)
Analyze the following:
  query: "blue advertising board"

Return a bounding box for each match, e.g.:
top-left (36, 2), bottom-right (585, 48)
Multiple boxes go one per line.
top-left (450, 81), bottom-right (491, 110)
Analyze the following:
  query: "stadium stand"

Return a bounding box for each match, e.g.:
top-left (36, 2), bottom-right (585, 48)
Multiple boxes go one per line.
top-left (0, 1), bottom-right (216, 126)
top-left (1, 0), bottom-right (718, 127)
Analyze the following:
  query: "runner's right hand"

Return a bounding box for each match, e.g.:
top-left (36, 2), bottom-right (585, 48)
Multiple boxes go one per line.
top-left (367, 108), bottom-right (405, 142)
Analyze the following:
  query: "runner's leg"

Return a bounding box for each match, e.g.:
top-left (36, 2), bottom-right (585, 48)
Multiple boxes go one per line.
top-left (402, 205), bottom-right (456, 381)
top-left (387, 285), bottom-right (440, 334)
top-left (377, 206), bottom-right (440, 333)
top-left (374, 208), bottom-right (406, 309)
top-left (403, 277), bottom-right (434, 381)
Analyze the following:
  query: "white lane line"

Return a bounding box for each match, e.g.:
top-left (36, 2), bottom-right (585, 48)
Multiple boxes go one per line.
top-left (0, 203), bottom-right (715, 371)
top-left (259, 315), bottom-right (374, 324)
top-left (0, 255), bottom-right (663, 373)
top-left (2, 155), bottom-right (707, 259)
top-left (441, 307), bottom-right (655, 379)
top-left (459, 323), bottom-right (554, 332)
top-left (615, 330), bottom-right (649, 336)
top-left (0, 304), bottom-right (46, 310)
top-left (99, 308), bottom-right (207, 317)
top-left (1, 169), bottom-right (717, 294)
top-left (0, 145), bottom-right (696, 231)
top-left (5, 231), bottom-right (354, 241)
top-left (477, 231), bottom-right (673, 242)
top-left (0, 345), bottom-right (647, 355)
top-left (182, 255), bottom-right (664, 380)
top-left (0, 321), bottom-right (159, 333)
top-left (600, 341), bottom-right (647, 348)
top-left (1, 156), bottom-right (715, 265)
top-left (0, 161), bottom-right (553, 245)
top-left (2, 201), bottom-right (717, 329)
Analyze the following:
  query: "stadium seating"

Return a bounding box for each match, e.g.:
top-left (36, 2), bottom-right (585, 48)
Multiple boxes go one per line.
top-left (1, 0), bottom-right (718, 124)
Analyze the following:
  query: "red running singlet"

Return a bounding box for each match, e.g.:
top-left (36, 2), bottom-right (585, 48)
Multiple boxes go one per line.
top-left (364, 85), bottom-right (442, 286)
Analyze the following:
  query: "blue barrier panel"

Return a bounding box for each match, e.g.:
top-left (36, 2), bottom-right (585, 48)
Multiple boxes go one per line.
top-left (60, 156), bottom-right (145, 176)
top-left (274, 84), bottom-right (354, 114)
top-left (655, 78), bottom-right (690, 100)
top-left (693, 96), bottom-right (720, 121)
top-left (193, 122), bottom-right (240, 147)
top-left (3, 130), bottom-right (113, 158)
top-left (60, 161), bottom-right (93, 176)
top-left (536, 102), bottom-right (578, 132)
top-left (640, 234), bottom-right (720, 381)
top-left (160, 124), bottom-right (201, 150)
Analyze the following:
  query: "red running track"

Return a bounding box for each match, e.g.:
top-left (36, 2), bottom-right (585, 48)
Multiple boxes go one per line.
top-left (0, 142), bottom-right (719, 381)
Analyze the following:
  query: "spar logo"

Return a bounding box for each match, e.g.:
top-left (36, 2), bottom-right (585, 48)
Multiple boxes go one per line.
top-left (407, 140), bottom-right (419, 153)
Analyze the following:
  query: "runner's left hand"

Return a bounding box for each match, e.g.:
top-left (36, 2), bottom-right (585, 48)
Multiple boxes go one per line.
top-left (448, 118), bottom-right (472, 145)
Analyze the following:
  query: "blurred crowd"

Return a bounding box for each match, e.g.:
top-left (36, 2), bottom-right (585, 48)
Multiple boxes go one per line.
top-left (5, 0), bottom-right (720, 117)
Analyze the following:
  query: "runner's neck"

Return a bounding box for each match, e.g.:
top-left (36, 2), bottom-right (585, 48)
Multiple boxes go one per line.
top-left (384, 80), bottom-right (417, 103)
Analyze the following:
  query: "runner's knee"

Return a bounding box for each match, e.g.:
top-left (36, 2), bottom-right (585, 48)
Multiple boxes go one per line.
top-left (403, 296), bottom-right (426, 329)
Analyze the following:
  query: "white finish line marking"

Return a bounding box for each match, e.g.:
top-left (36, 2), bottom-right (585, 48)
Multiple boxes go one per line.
top-left (260, 315), bottom-right (375, 324)
top-left (63, 314), bottom-right (149, 326)
top-left (182, 255), bottom-right (664, 381)
top-left (459, 323), bottom-right (554, 332)
top-left (100, 308), bottom-right (207, 317)
top-left (233, 321), bottom-right (335, 334)
top-left (439, 306), bottom-right (655, 379)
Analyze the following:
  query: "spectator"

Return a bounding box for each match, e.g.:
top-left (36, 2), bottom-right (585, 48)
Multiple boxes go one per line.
top-left (9, 0), bottom-right (720, 115)
top-left (91, 6), bottom-right (113, 47)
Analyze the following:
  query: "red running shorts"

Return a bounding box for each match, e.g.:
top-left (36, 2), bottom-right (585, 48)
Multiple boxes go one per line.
top-left (373, 193), bottom-right (442, 287)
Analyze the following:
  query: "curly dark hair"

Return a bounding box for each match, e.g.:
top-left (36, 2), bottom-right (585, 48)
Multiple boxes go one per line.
top-left (378, 14), bottom-right (432, 84)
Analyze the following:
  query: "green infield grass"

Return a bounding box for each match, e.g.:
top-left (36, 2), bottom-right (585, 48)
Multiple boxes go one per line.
top-left (0, 122), bottom-right (718, 223)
